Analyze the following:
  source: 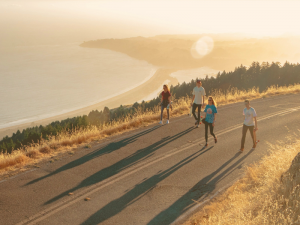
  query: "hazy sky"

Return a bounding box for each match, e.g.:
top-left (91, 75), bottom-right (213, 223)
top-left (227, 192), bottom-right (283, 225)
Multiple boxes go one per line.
top-left (1, 0), bottom-right (300, 46)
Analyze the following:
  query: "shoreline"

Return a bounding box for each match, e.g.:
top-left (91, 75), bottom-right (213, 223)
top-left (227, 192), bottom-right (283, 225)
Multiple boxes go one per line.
top-left (0, 68), bottom-right (179, 139)
top-left (0, 68), bottom-right (158, 131)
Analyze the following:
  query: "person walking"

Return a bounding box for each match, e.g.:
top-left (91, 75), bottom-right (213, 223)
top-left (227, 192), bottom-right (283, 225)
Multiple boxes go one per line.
top-left (191, 79), bottom-right (206, 128)
top-left (202, 96), bottom-right (218, 147)
top-left (240, 100), bottom-right (258, 153)
top-left (159, 84), bottom-right (171, 125)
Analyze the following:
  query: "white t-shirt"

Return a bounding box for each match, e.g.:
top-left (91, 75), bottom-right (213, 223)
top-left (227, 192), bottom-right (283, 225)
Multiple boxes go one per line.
top-left (243, 107), bottom-right (257, 126)
top-left (192, 86), bottom-right (206, 104)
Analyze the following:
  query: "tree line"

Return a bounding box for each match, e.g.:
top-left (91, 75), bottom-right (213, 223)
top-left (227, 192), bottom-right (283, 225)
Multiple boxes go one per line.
top-left (172, 61), bottom-right (300, 99)
top-left (1, 61), bottom-right (299, 154)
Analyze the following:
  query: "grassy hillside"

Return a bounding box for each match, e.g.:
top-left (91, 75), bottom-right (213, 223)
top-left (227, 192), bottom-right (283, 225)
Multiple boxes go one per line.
top-left (80, 35), bottom-right (300, 71)
top-left (185, 134), bottom-right (300, 225)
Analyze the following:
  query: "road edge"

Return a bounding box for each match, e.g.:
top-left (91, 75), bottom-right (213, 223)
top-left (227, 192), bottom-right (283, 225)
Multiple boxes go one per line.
top-left (171, 177), bottom-right (240, 225)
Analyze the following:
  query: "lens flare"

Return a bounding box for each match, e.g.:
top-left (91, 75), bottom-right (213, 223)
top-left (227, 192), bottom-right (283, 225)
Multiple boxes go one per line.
top-left (191, 36), bottom-right (214, 58)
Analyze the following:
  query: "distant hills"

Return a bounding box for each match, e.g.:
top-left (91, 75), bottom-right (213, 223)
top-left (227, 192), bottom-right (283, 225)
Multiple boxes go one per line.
top-left (80, 34), bottom-right (300, 71)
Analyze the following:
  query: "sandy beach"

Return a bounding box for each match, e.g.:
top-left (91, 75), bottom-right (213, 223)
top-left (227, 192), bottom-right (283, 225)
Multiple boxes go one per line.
top-left (0, 68), bottom-right (178, 139)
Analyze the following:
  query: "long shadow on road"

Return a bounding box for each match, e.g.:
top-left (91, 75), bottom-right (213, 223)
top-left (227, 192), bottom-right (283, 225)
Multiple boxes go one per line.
top-left (26, 126), bottom-right (161, 186)
top-left (148, 148), bottom-right (255, 225)
top-left (44, 127), bottom-right (195, 205)
top-left (80, 146), bottom-right (213, 225)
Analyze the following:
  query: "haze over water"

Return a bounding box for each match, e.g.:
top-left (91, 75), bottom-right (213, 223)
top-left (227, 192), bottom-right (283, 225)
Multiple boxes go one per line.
top-left (1, 0), bottom-right (300, 132)
top-left (0, 44), bottom-right (157, 129)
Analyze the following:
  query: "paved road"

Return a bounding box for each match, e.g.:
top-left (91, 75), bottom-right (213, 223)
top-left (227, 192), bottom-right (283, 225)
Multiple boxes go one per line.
top-left (1, 94), bottom-right (300, 225)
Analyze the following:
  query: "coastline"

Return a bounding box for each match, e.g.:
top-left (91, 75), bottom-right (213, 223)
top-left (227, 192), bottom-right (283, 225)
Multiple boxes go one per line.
top-left (0, 68), bottom-right (178, 139)
top-left (0, 67), bottom-right (158, 131)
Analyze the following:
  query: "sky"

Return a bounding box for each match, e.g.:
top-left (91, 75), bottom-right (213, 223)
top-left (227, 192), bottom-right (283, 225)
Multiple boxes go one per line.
top-left (1, 0), bottom-right (300, 46)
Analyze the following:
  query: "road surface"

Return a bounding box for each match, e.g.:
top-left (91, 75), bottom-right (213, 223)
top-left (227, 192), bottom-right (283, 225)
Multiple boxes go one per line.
top-left (1, 93), bottom-right (300, 225)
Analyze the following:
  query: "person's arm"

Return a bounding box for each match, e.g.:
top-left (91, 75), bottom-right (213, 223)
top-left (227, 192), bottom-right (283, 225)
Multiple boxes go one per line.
top-left (191, 95), bottom-right (195, 106)
top-left (191, 88), bottom-right (195, 106)
top-left (202, 88), bottom-right (206, 108)
top-left (212, 113), bottom-right (217, 127)
top-left (203, 106), bottom-right (207, 118)
top-left (168, 94), bottom-right (173, 109)
top-left (253, 109), bottom-right (258, 131)
top-left (254, 117), bottom-right (258, 131)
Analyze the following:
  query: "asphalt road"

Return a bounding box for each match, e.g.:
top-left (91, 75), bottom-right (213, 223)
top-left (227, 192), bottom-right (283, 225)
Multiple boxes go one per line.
top-left (1, 93), bottom-right (300, 225)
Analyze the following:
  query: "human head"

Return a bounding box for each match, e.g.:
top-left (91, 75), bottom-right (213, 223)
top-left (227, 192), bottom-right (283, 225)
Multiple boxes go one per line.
top-left (208, 96), bottom-right (217, 107)
top-left (244, 100), bottom-right (250, 108)
top-left (163, 84), bottom-right (170, 92)
top-left (196, 79), bottom-right (202, 87)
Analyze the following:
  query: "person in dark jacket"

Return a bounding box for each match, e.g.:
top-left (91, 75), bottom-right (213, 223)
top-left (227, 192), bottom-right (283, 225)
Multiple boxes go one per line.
top-left (159, 84), bottom-right (171, 124)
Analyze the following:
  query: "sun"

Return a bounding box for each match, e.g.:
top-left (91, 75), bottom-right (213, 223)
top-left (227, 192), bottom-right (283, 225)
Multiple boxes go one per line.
top-left (191, 36), bottom-right (214, 58)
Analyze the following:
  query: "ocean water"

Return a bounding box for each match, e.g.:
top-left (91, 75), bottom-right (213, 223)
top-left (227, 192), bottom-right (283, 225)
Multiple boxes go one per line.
top-left (0, 43), bottom-right (157, 129)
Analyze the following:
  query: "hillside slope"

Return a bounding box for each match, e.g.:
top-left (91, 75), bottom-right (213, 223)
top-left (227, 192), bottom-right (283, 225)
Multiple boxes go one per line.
top-left (80, 35), bottom-right (300, 71)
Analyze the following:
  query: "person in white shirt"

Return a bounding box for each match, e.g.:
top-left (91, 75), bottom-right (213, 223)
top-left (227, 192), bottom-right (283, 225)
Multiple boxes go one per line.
top-left (240, 100), bottom-right (258, 152)
top-left (191, 79), bottom-right (206, 128)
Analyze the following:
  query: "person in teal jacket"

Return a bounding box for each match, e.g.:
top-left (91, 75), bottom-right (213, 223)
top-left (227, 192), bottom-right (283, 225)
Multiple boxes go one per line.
top-left (202, 96), bottom-right (218, 147)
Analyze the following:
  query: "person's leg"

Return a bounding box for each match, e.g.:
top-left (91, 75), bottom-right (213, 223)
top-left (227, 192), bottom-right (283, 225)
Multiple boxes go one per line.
top-left (248, 126), bottom-right (255, 147)
top-left (192, 103), bottom-right (198, 122)
top-left (160, 105), bottom-right (164, 121)
top-left (197, 104), bottom-right (201, 124)
top-left (253, 129), bottom-right (257, 144)
top-left (209, 123), bottom-right (216, 138)
top-left (167, 109), bottom-right (170, 120)
top-left (205, 123), bottom-right (209, 143)
top-left (241, 125), bottom-right (248, 149)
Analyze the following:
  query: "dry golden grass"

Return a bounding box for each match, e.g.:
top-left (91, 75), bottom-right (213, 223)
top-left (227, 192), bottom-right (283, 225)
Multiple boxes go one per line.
top-left (0, 98), bottom-right (189, 174)
top-left (185, 133), bottom-right (300, 225)
top-left (0, 84), bottom-right (300, 175)
top-left (212, 84), bottom-right (300, 106)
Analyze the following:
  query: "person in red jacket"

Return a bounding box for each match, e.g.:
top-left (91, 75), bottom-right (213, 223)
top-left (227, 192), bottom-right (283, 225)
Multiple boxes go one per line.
top-left (159, 84), bottom-right (172, 124)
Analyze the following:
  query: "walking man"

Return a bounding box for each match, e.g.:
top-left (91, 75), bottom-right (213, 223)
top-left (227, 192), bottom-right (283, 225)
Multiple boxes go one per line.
top-left (191, 79), bottom-right (206, 128)
top-left (240, 100), bottom-right (258, 152)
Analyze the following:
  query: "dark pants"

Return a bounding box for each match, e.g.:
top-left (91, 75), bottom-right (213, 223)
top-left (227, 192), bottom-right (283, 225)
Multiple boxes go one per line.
top-left (192, 103), bottom-right (202, 124)
top-left (241, 124), bottom-right (255, 149)
top-left (161, 105), bottom-right (169, 120)
top-left (202, 119), bottom-right (216, 143)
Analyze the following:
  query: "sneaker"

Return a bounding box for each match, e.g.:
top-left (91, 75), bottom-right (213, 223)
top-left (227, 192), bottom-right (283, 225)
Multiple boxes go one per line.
top-left (205, 143), bottom-right (208, 147)
top-left (214, 137), bottom-right (217, 143)
top-left (196, 124), bottom-right (199, 128)
top-left (239, 148), bottom-right (244, 153)
top-left (252, 143), bottom-right (256, 150)
top-left (166, 120), bottom-right (169, 124)
top-left (159, 121), bottom-right (163, 125)
top-left (195, 120), bottom-right (198, 125)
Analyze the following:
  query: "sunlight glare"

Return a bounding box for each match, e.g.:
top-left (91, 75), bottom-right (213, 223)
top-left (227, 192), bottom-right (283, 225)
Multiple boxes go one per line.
top-left (191, 36), bottom-right (214, 58)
